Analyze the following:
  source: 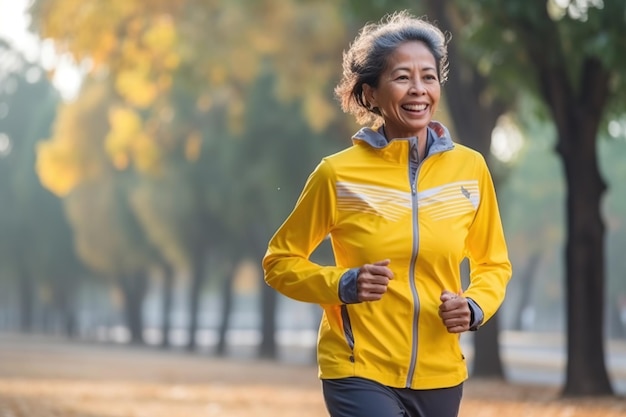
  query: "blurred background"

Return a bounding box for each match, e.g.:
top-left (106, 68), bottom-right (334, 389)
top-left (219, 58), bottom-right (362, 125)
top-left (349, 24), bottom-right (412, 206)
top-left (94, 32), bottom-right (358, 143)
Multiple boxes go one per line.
top-left (0, 0), bottom-right (625, 398)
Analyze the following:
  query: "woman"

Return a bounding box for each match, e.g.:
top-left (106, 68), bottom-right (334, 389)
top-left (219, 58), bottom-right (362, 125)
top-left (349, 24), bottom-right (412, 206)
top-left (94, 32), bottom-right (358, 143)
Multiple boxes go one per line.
top-left (263, 10), bottom-right (512, 417)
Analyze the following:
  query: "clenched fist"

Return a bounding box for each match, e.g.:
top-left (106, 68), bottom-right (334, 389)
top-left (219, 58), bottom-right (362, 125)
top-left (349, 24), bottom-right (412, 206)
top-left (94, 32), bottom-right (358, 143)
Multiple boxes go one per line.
top-left (438, 290), bottom-right (471, 333)
top-left (357, 259), bottom-right (394, 302)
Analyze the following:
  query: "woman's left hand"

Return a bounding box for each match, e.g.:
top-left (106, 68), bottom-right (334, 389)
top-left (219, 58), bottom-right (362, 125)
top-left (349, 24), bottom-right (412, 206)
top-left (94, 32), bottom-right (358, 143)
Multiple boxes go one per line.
top-left (438, 290), bottom-right (471, 333)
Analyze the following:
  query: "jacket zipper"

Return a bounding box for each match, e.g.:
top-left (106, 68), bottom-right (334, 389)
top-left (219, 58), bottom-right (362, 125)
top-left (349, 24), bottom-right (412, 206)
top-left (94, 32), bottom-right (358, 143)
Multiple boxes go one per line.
top-left (405, 141), bottom-right (421, 387)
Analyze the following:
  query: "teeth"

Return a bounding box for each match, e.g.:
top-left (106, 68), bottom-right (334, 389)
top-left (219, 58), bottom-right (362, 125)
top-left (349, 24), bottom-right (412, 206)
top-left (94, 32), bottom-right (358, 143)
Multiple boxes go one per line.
top-left (403, 104), bottom-right (427, 111)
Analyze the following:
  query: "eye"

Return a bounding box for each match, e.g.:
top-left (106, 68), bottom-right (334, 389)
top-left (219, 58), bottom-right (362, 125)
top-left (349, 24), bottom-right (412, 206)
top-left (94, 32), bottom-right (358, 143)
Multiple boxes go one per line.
top-left (395, 75), bottom-right (409, 81)
top-left (424, 74), bottom-right (438, 82)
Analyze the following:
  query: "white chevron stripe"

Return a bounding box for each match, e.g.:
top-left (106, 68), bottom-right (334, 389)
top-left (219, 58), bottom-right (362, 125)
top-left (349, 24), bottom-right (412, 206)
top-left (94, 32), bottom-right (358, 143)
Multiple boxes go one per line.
top-left (418, 180), bottom-right (480, 219)
top-left (336, 182), bottom-right (411, 221)
top-left (427, 204), bottom-right (476, 220)
top-left (335, 180), bottom-right (480, 222)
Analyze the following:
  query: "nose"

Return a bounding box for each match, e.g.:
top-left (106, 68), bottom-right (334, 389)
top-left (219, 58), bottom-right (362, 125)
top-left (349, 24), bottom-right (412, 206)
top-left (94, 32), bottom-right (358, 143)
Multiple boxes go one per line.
top-left (409, 78), bottom-right (426, 95)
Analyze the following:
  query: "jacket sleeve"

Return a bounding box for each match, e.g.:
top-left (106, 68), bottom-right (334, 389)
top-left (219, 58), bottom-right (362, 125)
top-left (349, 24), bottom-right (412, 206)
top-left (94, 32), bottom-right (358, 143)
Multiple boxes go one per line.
top-left (262, 159), bottom-right (349, 305)
top-left (462, 156), bottom-right (512, 323)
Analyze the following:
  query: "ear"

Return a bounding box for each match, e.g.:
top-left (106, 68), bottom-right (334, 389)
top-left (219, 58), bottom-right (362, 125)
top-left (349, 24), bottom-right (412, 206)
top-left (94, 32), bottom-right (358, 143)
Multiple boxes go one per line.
top-left (362, 83), bottom-right (377, 109)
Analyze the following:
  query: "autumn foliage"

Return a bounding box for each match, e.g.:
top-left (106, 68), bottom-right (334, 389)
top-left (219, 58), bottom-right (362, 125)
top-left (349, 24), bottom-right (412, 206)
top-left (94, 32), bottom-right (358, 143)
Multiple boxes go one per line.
top-left (31, 0), bottom-right (346, 195)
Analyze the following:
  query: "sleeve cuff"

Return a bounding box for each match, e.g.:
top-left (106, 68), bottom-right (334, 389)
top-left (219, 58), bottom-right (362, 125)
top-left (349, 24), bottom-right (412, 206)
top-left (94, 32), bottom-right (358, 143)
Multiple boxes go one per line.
top-left (338, 268), bottom-right (361, 304)
top-left (467, 297), bottom-right (484, 331)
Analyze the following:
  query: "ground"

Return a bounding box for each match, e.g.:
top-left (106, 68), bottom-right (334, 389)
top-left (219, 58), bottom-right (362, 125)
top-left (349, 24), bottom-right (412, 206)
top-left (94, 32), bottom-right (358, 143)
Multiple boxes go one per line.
top-left (0, 333), bottom-right (624, 417)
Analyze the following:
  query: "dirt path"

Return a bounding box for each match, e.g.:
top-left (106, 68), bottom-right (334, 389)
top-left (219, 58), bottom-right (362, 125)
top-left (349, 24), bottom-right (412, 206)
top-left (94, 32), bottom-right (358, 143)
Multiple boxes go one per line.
top-left (0, 333), bottom-right (624, 417)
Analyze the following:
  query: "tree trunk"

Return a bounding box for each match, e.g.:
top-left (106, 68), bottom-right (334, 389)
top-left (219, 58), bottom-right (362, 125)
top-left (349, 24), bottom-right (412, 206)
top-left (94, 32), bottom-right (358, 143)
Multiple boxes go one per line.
top-left (17, 264), bottom-right (34, 333)
top-left (259, 282), bottom-right (277, 359)
top-left (187, 249), bottom-right (205, 352)
top-left (471, 315), bottom-right (503, 377)
top-left (542, 56), bottom-right (613, 396)
top-left (120, 272), bottom-right (147, 345)
top-left (559, 129), bottom-right (613, 396)
top-left (512, 252), bottom-right (541, 331)
top-left (160, 262), bottom-right (174, 349)
top-left (251, 224), bottom-right (277, 360)
top-left (56, 283), bottom-right (77, 338)
top-left (216, 263), bottom-right (236, 356)
top-left (62, 305), bottom-right (77, 338)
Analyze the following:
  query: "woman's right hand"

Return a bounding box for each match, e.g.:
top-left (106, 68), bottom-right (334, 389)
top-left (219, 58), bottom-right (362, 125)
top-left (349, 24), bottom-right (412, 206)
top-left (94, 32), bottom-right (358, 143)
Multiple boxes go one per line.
top-left (357, 259), bottom-right (394, 301)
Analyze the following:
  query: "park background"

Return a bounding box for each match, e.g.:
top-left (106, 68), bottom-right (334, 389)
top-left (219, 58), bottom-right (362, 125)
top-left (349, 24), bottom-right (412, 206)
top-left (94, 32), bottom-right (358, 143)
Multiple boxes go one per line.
top-left (0, 0), bottom-right (625, 415)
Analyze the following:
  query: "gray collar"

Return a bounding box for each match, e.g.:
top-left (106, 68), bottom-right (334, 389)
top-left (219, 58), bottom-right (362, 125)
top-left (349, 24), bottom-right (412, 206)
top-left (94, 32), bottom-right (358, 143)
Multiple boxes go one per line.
top-left (352, 121), bottom-right (455, 157)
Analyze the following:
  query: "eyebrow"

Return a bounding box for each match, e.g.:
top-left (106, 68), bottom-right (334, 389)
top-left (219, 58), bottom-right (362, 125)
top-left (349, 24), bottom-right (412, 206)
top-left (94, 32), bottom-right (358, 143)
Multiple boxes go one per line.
top-left (390, 65), bottom-right (437, 74)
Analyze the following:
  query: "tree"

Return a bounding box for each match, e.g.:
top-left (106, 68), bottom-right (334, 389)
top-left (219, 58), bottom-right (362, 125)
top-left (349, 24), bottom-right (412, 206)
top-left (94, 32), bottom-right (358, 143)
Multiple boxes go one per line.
top-left (30, 0), bottom-right (350, 357)
top-left (0, 41), bottom-right (83, 335)
top-left (467, 0), bottom-right (626, 396)
top-left (38, 81), bottom-right (163, 344)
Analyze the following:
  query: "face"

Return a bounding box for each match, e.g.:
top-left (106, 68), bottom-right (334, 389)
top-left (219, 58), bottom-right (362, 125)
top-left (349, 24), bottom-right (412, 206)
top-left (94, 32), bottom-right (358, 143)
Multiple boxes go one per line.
top-left (363, 41), bottom-right (441, 141)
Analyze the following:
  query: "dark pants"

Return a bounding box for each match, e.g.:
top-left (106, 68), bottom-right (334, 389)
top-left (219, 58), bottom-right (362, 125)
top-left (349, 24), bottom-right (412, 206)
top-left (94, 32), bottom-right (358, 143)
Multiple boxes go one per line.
top-left (322, 377), bottom-right (463, 417)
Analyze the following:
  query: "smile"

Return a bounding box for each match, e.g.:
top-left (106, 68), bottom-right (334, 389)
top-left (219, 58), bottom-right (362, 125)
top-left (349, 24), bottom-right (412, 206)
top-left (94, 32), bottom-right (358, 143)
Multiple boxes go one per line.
top-left (402, 103), bottom-right (428, 112)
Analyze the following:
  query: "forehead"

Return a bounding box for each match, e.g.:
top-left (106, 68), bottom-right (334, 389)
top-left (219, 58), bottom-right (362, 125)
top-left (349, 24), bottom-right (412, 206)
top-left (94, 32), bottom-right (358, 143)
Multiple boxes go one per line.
top-left (385, 41), bottom-right (436, 69)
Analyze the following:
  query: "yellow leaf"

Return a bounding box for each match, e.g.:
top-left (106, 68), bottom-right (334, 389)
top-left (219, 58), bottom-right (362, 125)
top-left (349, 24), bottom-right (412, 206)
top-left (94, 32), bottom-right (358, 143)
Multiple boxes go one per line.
top-left (105, 106), bottom-right (142, 156)
top-left (143, 17), bottom-right (177, 55)
top-left (115, 69), bottom-right (158, 108)
top-left (36, 140), bottom-right (81, 197)
top-left (35, 82), bottom-right (111, 196)
top-left (91, 30), bottom-right (117, 68)
top-left (108, 106), bottom-right (142, 136)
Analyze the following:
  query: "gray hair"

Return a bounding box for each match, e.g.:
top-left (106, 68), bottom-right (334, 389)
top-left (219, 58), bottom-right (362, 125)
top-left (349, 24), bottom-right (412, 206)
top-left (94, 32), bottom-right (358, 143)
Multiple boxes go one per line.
top-left (335, 11), bottom-right (450, 126)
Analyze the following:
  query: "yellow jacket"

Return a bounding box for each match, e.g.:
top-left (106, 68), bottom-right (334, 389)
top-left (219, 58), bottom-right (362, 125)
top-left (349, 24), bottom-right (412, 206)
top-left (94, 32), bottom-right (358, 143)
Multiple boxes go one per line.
top-left (263, 122), bottom-right (512, 389)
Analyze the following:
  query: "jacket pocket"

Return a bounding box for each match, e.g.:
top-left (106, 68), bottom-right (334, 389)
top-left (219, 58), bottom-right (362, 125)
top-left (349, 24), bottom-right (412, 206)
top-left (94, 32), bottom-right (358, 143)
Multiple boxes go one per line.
top-left (340, 305), bottom-right (356, 363)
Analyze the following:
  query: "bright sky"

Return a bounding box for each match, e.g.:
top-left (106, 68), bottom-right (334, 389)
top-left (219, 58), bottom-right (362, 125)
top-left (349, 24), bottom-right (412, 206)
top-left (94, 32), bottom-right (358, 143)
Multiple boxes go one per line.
top-left (0, 0), bottom-right (40, 61)
top-left (0, 0), bottom-right (83, 100)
